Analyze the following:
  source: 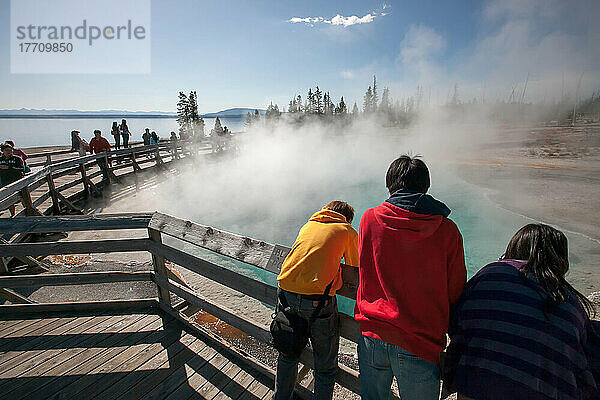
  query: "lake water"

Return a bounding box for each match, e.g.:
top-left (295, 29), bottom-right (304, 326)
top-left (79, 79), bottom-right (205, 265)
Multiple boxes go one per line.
top-left (0, 117), bottom-right (246, 148)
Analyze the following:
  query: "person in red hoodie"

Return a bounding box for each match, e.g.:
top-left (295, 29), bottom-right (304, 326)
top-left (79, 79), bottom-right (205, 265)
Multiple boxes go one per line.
top-left (88, 129), bottom-right (111, 181)
top-left (354, 155), bottom-right (466, 400)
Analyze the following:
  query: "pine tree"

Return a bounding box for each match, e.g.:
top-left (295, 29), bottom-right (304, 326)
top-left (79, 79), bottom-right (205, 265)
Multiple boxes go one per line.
top-left (336, 96), bottom-right (347, 116)
top-left (188, 91), bottom-right (200, 137)
top-left (212, 117), bottom-right (223, 136)
top-left (307, 88), bottom-right (314, 114)
top-left (176, 91), bottom-right (190, 135)
top-left (245, 112), bottom-right (253, 127)
top-left (265, 102), bottom-right (280, 121)
top-left (380, 87), bottom-right (391, 114)
top-left (372, 76), bottom-right (379, 112)
top-left (363, 86), bottom-right (373, 113)
top-left (296, 95), bottom-right (303, 113)
top-left (315, 86), bottom-right (323, 114)
top-left (352, 102), bottom-right (359, 116)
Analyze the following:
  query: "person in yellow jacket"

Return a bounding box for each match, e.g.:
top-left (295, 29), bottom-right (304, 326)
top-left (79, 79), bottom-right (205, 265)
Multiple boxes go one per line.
top-left (273, 201), bottom-right (358, 400)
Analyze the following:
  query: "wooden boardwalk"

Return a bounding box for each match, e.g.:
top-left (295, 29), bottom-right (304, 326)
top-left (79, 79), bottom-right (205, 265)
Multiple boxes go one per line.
top-left (0, 310), bottom-right (273, 400)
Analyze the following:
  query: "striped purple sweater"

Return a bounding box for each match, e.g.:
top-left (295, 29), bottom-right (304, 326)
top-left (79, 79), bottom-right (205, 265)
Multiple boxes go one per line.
top-left (444, 261), bottom-right (598, 400)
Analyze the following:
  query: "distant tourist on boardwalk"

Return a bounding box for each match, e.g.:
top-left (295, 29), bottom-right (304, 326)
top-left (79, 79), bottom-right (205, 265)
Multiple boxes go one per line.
top-left (150, 131), bottom-right (159, 145)
top-left (111, 121), bottom-right (121, 150)
top-left (444, 223), bottom-right (599, 400)
top-left (0, 142), bottom-right (25, 216)
top-left (120, 119), bottom-right (130, 148)
top-left (354, 155), bottom-right (466, 400)
top-left (70, 130), bottom-right (80, 151)
top-left (272, 201), bottom-right (358, 400)
top-left (170, 131), bottom-right (177, 142)
top-left (5, 140), bottom-right (29, 174)
top-left (89, 130), bottom-right (111, 181)
top-left (142, 128), bottom-right (151, 146)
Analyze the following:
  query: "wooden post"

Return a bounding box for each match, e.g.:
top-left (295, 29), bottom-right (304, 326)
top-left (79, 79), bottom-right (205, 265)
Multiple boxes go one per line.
top-left (79, 163), bottom-right (90, 198)
top-left (46, 173), bottom-right (61, 215)
top-left (19, 187), bottom-right (42, 216)
top-left (148, 228), bottom-right (171, 306)
top-left (131, 150), bottom-right (142, 171)
top-left (0, 257), bottom-right (8, 274)
top-left (154, 146), bottom-right (164, 168)
top-left (45, 154), bottom-right (52, 166)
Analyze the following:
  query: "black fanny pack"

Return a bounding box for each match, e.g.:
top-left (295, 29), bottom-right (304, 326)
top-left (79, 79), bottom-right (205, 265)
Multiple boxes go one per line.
top-left (270, 281), bottom-right (334, 359)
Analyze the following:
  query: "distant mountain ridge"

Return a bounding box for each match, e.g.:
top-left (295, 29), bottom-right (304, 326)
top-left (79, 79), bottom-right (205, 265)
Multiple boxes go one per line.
top-left (0, 107), bottom-right (266, 118)
top-left (200, 108), bottom-right (265, 118)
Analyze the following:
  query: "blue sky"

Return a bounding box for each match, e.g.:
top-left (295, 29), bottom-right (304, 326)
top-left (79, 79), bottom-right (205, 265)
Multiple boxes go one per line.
top-left (0, 0), bottom-right (598, 112)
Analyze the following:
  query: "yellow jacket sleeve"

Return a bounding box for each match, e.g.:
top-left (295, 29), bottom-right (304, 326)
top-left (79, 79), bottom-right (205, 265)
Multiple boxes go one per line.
top-left (344, 229), bottom-right (359, 267)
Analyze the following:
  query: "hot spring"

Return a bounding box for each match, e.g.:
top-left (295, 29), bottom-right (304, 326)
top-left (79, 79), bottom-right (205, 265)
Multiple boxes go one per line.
top-left (108, 123), bottom-right (600, 315)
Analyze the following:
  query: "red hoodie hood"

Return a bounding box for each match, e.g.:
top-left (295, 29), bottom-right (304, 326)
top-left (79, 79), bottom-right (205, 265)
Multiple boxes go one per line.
top-left (374, 202), bottom-right (444, 242)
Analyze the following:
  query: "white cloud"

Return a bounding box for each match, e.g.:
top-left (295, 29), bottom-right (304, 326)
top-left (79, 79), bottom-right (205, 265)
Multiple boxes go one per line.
top-left (340, 70), bottom-right (356, 79)
top-left (287, 12), bottom-right (381, 28)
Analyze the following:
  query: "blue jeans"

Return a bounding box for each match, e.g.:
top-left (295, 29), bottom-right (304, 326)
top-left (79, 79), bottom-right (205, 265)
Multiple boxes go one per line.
top-left (274, 291), bottom-right (339, 400)
top-left (358, 335), bottom-right (440, 400)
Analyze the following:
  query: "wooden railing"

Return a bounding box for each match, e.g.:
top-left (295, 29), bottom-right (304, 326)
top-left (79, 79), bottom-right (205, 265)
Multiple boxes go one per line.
top-left (0, 212), bottom-right (362, 395)
top-left (0, 141), bottom-right (194, 220)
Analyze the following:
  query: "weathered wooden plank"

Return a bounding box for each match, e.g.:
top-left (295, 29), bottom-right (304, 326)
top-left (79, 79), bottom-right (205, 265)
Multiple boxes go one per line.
top-left (1, 314), bottom-right (139, 400)
top-left (0, 190), bottom-right (22, 211)
top-left (0, 318), bottom-right (49, 339)
top-left (0, 238), bottom-right (151, 257)
top-left (52, 165), bottom-right (81, 180)
top-left (0, 298), bottom-right (158, 315)
top-left (0, 271), bottom-right (154, 289)
top-left (0, 288), bottom-right (34, 304)
top-left (149, 242), bottom-right (277, 309)
top-left (0, 317), bottom-right (74, 352)
top-left (157, 302), bottom-right (278, 394)
top-left (0, 315), bottom-right (96, 376)
top-left (68, 318), bottom-right (186, 399)
top-left (0, 168), bottom-right (48, 201)
top-left (150, 242), bottom-right (359, 342)
top-left (161, 347), bottom-right (223, 400)
top-left (153, 274), bottom-right (272, 344)
top-left (44, 315), bottom-right (174, 399)
top-left (148, 229), bottom-right (171, 306)
top-left (149, 212), bottom-right (359, 299)
top-left (32, 190), bottom-right (51, 208)
top-left (197, 358), bottom-right (243, 400)
top-left (54, 176), bottom-right (84, 194)
top-left (97, 333), bottom-right (203, 399)
top-left (30, 314), bottom-right (162, 400)
top-left (0, 213), bottom-right (152, 234)
top-left (149, 212), bottom-right (286, 273)
top-left (0, 315), bottom-right (122, 399)
top-left (214, 363), bottom-right (259, 400)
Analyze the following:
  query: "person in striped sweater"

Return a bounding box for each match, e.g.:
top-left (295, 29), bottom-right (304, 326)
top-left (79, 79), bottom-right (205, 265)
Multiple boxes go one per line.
top-left (444, 223), bottom-right (599, 400)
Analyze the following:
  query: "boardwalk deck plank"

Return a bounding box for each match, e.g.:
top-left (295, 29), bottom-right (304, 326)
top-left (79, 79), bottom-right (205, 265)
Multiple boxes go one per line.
top-left (97, 334), bottom-right (204, 400)
top-left (0, 310), bottom-right (285, 400)
top-left (28, 314), bottom-right (161, 400)
top-left (41, 314), bottom-right (172, 400)
top-left (162, 349), bottom-right (223, 400)
top-left (5, 315), bottom-right (141, 399)
top-left (0, 316), bottom-right (96, 374)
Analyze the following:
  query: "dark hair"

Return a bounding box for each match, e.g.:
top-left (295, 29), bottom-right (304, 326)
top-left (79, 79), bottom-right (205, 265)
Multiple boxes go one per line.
top-left (505, 223), bottom-right (594, 318)
top-left (325, 201), bottom-right (354, 224)
top-left (94, 129), bottom-right (101, 134)
top-left (1, 142), bottom-right (14, 150)
top-left (5, 140), bottom-right (14, 146)
top-left (386, 155), bottom-right (430, 193)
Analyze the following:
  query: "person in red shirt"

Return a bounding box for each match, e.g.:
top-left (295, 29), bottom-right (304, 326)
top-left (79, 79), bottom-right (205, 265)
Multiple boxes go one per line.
top-left (88, 130), bottom-right (111, 181)
top-left (89, 130), bottom-right (111, 154)
top-left (354, 155), bottom-right (466, 400)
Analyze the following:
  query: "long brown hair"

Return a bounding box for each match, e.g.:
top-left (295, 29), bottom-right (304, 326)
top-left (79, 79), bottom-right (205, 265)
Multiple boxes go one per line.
top-left (504, 223), bottom-right (594, 317)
